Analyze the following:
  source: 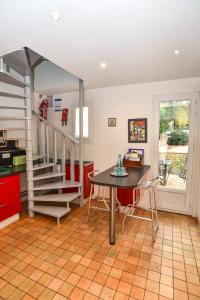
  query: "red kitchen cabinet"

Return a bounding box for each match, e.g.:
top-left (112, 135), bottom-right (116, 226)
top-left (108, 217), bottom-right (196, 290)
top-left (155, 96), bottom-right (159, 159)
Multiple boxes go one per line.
top-left (117, 188), bottom-right (140, 206)
top-left (0, 174), bottom-right (21, 222)
top-left (63, 162), bottom-right (94, 199)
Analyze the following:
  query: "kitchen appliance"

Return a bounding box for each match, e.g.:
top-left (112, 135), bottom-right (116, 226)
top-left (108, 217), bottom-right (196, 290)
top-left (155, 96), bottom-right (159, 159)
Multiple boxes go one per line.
top-left (0, 139), bottom-right (26, 167)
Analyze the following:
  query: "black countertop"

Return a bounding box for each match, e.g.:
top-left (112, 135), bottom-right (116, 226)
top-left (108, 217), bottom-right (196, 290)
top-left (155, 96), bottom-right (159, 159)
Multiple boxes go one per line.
top-left (91, 165), bottom-right (150, 188)
top-left (0, 165), bottom-right (26, 179)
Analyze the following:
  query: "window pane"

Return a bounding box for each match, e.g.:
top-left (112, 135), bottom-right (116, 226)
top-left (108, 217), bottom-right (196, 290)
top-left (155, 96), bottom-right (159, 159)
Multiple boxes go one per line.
top-left (75, 107), bottom-right (89, 138)
top-left (159, 100), bottom-right (190, 190)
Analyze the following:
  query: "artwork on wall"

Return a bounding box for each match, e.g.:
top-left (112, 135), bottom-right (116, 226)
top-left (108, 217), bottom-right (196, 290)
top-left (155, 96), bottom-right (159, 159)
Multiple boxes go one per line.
top-left (47, 95), bottom-right (53, 108)
top-left (54, 98), bottom-right (62, 112)
top-left (128, 118), bottom-right (147, 143)
top-left (108, 118), bottom-right (116, 127)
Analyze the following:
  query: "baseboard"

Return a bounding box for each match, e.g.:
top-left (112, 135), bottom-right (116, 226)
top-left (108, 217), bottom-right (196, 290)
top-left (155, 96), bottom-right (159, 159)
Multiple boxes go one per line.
top-left (0, 214), bottom-right (19, 229)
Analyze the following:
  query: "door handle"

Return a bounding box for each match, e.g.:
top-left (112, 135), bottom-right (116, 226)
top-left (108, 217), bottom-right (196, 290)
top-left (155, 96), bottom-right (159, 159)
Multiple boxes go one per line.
top-left (0, 182), bottom-right (6, 186)
top-left (0, 203), bottom-right (7, 208)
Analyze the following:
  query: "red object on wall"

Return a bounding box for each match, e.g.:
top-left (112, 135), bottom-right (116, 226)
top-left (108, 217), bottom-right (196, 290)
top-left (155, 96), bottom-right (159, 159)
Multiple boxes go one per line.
top-left (61, 108), bottom-right (68, 126)
top-left (39, 99), bottom-right (48, 119)
top-left (63, 162), bottom-right (94, 199)
top-left (117, 188), bottom-right (140, 206)
top-left (0, 174), bottom-right (21, 222)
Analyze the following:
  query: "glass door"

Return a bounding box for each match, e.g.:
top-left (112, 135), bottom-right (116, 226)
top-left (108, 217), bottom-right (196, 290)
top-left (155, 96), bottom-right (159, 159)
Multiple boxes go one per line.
top-left (153, 93), bottom-right (197, 214)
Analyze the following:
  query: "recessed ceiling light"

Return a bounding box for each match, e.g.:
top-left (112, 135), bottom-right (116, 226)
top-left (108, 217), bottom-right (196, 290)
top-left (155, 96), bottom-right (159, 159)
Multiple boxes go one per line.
top-left (174, 49), bottom-right (180, 55)
top-left (100, 62), bottom-right (107, 69)
top-left (50, 11), bottom-right (61, 22)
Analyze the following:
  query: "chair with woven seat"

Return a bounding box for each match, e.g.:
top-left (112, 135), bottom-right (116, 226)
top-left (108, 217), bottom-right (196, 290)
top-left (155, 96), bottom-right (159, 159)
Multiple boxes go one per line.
top-left (122, 177), bottom-right (159, 242)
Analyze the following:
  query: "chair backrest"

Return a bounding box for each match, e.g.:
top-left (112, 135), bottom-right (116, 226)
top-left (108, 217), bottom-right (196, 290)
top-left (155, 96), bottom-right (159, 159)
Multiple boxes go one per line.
top-left (138, 177), bottom-right (159, 191)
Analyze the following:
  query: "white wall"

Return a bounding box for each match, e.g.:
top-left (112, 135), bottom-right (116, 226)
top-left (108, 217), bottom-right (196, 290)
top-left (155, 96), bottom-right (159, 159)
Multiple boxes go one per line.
top-left (50, 77), bottom-right (200, 215)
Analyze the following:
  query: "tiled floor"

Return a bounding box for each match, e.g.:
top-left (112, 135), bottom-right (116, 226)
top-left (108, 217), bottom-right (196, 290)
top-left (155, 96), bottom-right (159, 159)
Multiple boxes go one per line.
top-left (0, 204), bottom-right (200, 300)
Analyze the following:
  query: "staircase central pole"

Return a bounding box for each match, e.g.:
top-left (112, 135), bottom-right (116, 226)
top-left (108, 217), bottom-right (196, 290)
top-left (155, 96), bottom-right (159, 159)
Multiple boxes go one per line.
top-left (79, 79), bottom-right (84, 207)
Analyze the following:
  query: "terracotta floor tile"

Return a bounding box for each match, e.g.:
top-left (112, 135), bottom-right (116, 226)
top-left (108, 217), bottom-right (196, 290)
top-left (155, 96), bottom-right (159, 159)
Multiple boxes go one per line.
top-left (146, 279), bottom-right (159, 293)
top-left (100, 286), bottom-right (116, 300)
top-left (84, 268), bottom-right (97, 280)
top-left (174, 289), bottom-right (189, 300)
top-left (58, 282), bottom-right (74, 297)
top-left (130, 285), bottom-right (145, 300)
top-left (160, 274), bottom-right (173, 287)
top-left (114, 291), bottom-right (129, 300)
top-left (133, 275), bottom-right (147, 289)
top-left (19, 278), bottom-right (35, 293)
top-left (144, 290), bottom-right (159, 300)
top-left (93, 272), bottom-right (108, 285)
top-left (28, 282), bottom-right (45, 298)
top-left (174, 278), bottom-right (187, 292)
top-left (48, 278), bottom-right (64, 292)
top-left (117, 280), bottom-right (131, 295)
top-left (0, 283), bottom-right (16, 298)
top-left (10, 274), bottom-right (26, 287)
top-left (159, 284), bottom-right (173, 299)
top-left (40, 273), bottom-right (54, 286)
top-left (110, 267), bottom-right (123, 279)
top-left (29, 269), bottom-right (44, 281)
top-left (53, 293), bottom-right (68, 300)
top-left (38, 287), bottom-right (56, 300)
top-left (82, 291), bottom-right (98, 300)
top-left (88, 282), bottom-right (103, 297)
top-left (77, 278), bottom-right (92, 291)
top-left (187, 283), bottom-right (200, 297)
top-left (67, 272), bottom-right (81, 285)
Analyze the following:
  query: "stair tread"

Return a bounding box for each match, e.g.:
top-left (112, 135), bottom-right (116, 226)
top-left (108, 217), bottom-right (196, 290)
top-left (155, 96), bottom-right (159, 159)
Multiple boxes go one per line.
top-left (0, 116), bottom-right (27, 120)
top-left (33, 171), bottom-right (65, 180)
top-left (0, 91), bottom-right (25, 99)
top-left (30, 205), bottom-right (71, 218)
top-left (31, 192), bottom-right (81, 202)
top-left (30, 154), bottom-right (46, 161)
top-left (0, 70), bottom-right (24, 87)
top-left (32, 162), bottom-right (56, 170)
top-left (32, 180), bottom-right (81, 190)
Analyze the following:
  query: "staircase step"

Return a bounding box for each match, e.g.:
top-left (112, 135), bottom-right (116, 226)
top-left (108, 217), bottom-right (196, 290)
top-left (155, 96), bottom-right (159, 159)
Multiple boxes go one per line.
top-left (30, 205), bottom-right (71, 219)
top-left (32, 163), bottom-right (56, 171)
top-left (0, 116), bottom-right (27, 120)
top-left (28, 154), bottom-right (46, 161)
top-left (32, 180), bottom-right (81, 191)
top-left (0, 70), bottom-right (24, 87)
top-left (0, 127), bottom-right (25, 131)
top-left (31, 192), bottom-right (81, 202)
top-left (0, 91), bottom-right (25, 99)
top-left (33, 172), bottom-right (65, 181)
top-left (0, 106), bottom-right (26, 110)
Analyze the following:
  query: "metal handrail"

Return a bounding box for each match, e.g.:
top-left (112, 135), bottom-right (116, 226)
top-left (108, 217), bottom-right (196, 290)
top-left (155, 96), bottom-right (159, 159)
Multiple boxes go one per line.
top-left (32, 110), bottom-right (79, 144)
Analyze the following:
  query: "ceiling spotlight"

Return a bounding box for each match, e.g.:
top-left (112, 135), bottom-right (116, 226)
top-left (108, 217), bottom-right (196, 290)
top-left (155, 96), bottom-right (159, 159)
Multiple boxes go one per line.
top-left (100, 62), bottom-right (107, 69)
top-left (174, 50), bottom-right (180, 55)
top-left (50, 11), bottom-right (61, 22)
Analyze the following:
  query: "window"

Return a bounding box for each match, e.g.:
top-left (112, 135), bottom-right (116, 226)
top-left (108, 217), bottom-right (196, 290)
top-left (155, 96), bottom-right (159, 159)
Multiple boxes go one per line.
top-left (75, 106), bottom-right (89, 138)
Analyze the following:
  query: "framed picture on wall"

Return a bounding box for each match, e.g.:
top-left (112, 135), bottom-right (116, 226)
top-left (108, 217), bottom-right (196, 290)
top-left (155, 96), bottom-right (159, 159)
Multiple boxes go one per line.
top-left (128, 118), bottom-right (147, 143)
top-left (108, 118), bottom-right (116, 127)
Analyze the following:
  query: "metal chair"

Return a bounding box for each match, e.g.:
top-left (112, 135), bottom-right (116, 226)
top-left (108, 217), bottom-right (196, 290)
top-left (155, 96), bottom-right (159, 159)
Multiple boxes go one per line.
top-left (87, 170), bottom-right (119, 222)
top-left (122, 177), bottom-right (159, 242)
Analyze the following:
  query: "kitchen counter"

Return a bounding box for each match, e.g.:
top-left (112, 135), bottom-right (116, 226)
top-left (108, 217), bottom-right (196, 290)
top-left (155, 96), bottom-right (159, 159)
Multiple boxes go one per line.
top-left (0, 164), bottom-right (26, 178)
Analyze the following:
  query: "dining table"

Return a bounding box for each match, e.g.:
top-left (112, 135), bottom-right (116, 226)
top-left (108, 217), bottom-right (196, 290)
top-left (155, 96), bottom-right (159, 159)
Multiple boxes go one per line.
top-left (90, 164), bottom-right (150, 245)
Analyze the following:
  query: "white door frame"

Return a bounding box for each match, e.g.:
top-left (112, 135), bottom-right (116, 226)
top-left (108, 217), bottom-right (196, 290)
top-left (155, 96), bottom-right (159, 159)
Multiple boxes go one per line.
top-left (152, 92), bottom-right (199, 216)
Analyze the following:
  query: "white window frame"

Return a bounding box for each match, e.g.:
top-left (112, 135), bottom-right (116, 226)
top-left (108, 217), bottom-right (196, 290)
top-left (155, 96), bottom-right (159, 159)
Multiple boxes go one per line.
top-left (72, 100), bottom-right (94, 143)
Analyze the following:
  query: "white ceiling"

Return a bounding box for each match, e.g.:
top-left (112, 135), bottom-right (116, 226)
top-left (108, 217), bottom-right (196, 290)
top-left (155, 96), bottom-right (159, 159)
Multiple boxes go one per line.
top-left (1, 0), bottom-right (200, 90)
